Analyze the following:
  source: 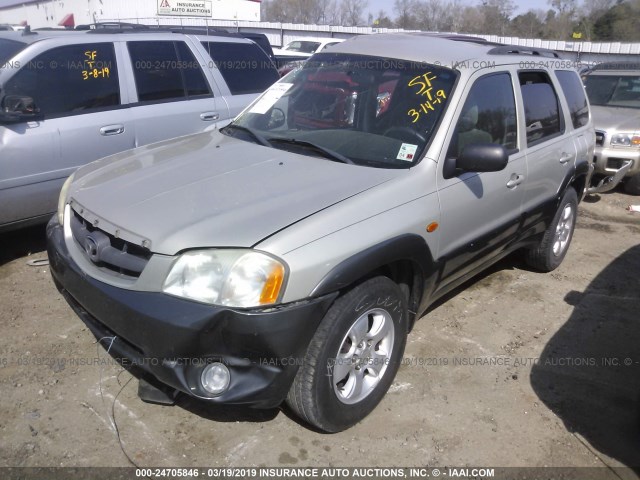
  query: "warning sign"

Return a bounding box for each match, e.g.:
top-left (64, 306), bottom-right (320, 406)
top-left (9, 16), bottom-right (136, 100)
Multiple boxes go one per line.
top-left (157, 0), bottom-right (213, 17)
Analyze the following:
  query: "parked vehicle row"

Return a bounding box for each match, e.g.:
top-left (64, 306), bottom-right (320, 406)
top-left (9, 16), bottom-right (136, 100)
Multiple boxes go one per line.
top-left (0, 24), bottom-right (25, 31)
top-left (582, 63), bottom-right (640, 195)
top-left (272, 37), bottom-right (344, 58)
top-left (0, 28), bottom-right (280, 231)
top-left (4, 22), bottom-right (638, 433)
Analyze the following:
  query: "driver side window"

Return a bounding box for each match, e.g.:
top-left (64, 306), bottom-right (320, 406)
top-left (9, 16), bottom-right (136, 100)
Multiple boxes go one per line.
top-left (3, 43), bottom-right (120, 118)
top-left (447, 73), bottom-right (517, 159)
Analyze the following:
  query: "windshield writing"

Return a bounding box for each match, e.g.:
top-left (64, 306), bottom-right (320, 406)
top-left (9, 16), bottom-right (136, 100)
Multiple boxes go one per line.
top-left (226, 53), bottom-right (457, 169)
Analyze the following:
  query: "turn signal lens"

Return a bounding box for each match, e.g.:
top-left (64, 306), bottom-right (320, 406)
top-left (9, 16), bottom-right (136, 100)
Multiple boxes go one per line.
top-left (260, 263), bottom-right (285, 305)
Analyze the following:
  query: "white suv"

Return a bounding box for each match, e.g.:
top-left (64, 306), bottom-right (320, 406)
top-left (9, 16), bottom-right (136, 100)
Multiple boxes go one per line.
top-left (0, 28), bottom-right (279, 231)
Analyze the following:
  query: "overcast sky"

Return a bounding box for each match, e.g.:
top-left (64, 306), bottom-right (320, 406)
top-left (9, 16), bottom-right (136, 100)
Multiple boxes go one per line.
top-left (366, 0), bottom-right (554, 18)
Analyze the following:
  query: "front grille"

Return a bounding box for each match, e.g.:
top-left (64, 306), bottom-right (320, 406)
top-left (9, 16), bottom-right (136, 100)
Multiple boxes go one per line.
top-left (595, 131), bottom-right (605, 146)
top-left (606, 158), bottom-right (629, 170)
top-left (70, 209), bottom-right (151, 277)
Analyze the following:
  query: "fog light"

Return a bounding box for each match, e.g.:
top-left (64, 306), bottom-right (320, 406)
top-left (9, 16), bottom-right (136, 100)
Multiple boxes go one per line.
top-left (200, 362), bottom-right (230, 395)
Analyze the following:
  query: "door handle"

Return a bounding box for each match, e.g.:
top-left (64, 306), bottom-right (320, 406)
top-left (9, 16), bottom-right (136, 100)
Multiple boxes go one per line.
top-left (559, 152), bottom-right (573, 164)
top-left (506, 173), bottom-right (525, 189)
top-left (99, 125), bottom-right (125, 136)
top-left (200, 112), bottom-right (220, 121)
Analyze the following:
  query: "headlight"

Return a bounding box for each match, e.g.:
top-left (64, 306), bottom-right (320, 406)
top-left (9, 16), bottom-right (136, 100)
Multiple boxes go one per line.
top-left (162, 249), bottom-right (286, 308)
top-left (610, 133), bottom-right (640, 147)
top-left (57, 173), bottom-right (75, 225)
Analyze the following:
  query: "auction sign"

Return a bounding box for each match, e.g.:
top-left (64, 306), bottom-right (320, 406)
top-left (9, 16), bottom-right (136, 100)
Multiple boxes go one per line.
top-left (157, 0), bottom-right (213, 17)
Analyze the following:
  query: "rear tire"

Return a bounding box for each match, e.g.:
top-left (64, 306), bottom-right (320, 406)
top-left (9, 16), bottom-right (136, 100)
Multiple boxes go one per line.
top-left (286, 276), bottom-right (408, 432)
top-left (525, 188), bottom-right (577, 272)
top-left (624, 174), bottom-right (640, 195)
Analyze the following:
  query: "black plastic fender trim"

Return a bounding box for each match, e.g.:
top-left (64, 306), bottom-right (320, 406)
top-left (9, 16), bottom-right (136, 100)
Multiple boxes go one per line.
top-left (559, 158), bottom-right (590, 203)
top-left (310, 234), bottom-right (436, 299)
top-left (575, 158), bottom-right (591, 178)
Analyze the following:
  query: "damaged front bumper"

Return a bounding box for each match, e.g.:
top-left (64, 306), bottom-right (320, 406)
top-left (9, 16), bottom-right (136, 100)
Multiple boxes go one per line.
top-left (46, 219), bottom-right (337, 408)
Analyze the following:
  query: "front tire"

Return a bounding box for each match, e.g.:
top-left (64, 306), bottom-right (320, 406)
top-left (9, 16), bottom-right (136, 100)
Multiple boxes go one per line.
top-left (286, 276), bottom-right (408, 432)
top-left (525, 188), bottom-right (578, 272)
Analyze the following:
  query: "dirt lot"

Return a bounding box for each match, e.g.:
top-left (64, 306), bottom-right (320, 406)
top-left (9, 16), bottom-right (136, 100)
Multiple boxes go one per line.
top-left (1, 188), bottom-right (639, 476)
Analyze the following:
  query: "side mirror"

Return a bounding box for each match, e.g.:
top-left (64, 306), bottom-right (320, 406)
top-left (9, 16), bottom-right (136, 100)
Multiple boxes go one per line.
top-left (0, 95), bottom-right (41, 123)
top-left (255, 107), bottom-right (286, 130)
top-left (443, 143), bottom-right (508, 178)
top-left (457, 143), bottom-right (509, 172)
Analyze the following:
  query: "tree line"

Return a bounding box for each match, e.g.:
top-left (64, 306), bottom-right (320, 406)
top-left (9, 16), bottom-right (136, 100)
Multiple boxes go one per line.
top-left (261, 0), bottom-right (640, 41)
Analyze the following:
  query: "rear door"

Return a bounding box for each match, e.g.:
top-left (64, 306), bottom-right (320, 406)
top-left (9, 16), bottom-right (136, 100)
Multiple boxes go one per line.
top-left (518, 70), bottom-right (576, 223)
top-left (0, 40), bottom-right (134, 226)
top-left (201, 40), bottom-right (280, 123)
top-left (555, 69), bottom-right (594, 176)
top-left (123, 38), bottom-right (224, 146)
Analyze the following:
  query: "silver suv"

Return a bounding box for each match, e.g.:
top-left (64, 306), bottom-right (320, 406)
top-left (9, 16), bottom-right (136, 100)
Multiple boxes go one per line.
top-left (47, 34), bottom-right (595, 432)
top-left (584, 63), bottom-right (640, 195)
top-left (0, 28), bottom-right (279, 231)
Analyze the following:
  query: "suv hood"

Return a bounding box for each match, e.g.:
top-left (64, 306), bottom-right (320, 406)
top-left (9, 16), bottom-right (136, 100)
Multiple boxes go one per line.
top-left (591, 105), bottom-right (640, 133)
top-left (69, 131), bottom-right (399, 256)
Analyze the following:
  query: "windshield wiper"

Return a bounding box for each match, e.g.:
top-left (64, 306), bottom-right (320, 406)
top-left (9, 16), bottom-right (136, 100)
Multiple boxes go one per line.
top-left (268, 138), bottom-right (355, 165)
top-left (222, 124), bottom-right (272, 147)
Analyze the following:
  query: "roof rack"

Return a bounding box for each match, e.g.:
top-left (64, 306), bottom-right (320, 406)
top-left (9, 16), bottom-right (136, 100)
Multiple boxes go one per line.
top-left (72, 23), bottom-right (274, 58)
top-left (488, 45), bottom-right (559, 58)
top-left (21, 25), bottom-right (37, 36)
top-left (587, 61), bottom-right (640, 72)
top-left (410, 32), bottom-right (503, 46)
top-left (427, 33), bottom-right (494, 45)
top-left (76, 22), bottom-right (230, 35)
top-left (76, 22), bottom-right (151, 31)
top-left (152, 25), bottom-right (229, 35)
top-left (163, 28), bottom-right (275, 57)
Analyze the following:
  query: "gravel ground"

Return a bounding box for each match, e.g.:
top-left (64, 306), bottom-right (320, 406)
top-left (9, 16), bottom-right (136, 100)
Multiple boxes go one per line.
top-left (0, 188), bottom-right (639, 476)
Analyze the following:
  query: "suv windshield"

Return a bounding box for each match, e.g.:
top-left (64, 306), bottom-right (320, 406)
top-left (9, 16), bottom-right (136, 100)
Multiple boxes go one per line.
top-left (584, 73), bottom-right (640, 109)
top-left (0, 38), bottom-right (26, 65)
top-left (226, 53), bottom-right (457, 168)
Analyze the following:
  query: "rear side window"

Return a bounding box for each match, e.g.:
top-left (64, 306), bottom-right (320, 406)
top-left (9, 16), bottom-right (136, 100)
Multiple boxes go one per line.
top-left (175, 42), bottom-right (211, 97)
top-left (128, 41), bottom-right (211, 102)
top-left (2, 42), bottom-right (119, 117)
top-left (555, 70), bottom-right (589, 128)
top-left (0, 38), bottom-right (26, 64)
top-left (202, 41), bottom-right (279, 95)
top-left (519, 71), bottom-right (563, 146)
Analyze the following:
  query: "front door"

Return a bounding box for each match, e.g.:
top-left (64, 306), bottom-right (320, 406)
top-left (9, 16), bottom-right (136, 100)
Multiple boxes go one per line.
top-left (0, 41), bottom-right (134, 225)
top-left (436, 71), bottom-right (526, 289)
